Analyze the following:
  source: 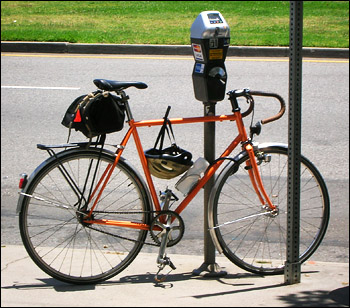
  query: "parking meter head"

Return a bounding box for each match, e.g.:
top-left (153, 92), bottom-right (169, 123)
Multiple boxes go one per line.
top-left (191, 11), bottom-right (230, 102)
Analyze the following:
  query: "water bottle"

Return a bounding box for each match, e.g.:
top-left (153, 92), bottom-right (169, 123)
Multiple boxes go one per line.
top-left (175, 157), bottom-right (209, 196)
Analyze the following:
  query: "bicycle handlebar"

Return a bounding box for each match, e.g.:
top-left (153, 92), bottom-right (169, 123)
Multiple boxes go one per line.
top-left (228, 89), bottom-right (286, 124)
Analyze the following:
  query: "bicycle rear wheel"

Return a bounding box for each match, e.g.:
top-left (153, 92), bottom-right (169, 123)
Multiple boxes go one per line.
top-left (209, 144), bottom-right (329, 275)
top-left (18, 148), bottom-right (151, 284)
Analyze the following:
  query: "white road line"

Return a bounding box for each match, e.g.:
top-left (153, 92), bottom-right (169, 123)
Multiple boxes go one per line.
top-left (1, 86), bottom-right (80, 90)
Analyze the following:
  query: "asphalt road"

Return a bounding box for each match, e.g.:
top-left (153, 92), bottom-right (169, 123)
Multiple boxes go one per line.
top-left (1, 53), bottom-right (349, 263)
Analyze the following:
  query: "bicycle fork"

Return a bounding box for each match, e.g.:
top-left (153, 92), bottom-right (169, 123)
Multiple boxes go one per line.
top-left (245, 143), bottom-right (276, 211)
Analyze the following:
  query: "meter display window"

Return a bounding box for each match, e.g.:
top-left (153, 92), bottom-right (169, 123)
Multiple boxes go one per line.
top-left (207, 13), bottom-right (223, 24)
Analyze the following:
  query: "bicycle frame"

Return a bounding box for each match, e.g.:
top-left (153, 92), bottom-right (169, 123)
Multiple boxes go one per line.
top-left (84, 108), bottom-right (275, 230)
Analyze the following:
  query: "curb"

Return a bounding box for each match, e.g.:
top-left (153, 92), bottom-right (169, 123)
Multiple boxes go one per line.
top-left (1, 41), bottom-right (349, 58)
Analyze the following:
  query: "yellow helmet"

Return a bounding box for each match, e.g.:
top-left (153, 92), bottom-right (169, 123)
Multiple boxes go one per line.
top-left (145, 145), bottom-right (193, 179)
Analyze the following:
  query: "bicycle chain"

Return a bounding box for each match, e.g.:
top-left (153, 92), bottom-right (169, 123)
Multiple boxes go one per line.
top-left (85, 210), bottom-right (162, 247)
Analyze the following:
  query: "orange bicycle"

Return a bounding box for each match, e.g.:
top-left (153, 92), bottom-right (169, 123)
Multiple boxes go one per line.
top-left (17, 79), bottom-right (329, 284)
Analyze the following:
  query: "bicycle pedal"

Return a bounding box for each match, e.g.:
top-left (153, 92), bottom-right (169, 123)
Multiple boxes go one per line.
top-left (155, 265), bottom-right (173, 283)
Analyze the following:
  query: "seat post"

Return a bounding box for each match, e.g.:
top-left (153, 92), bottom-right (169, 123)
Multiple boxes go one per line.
top-left (118, 90), bottom-right (133, 121)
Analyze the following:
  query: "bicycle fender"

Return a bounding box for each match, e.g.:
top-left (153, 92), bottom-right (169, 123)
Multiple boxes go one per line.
top-left (17, 147), bottom-right (99, 213)
top-left (17, 153), bottom-right (59, 214)
top-left (207, 155), bottom-right (242, 253)
top-left (229, 142), bottom-right (288, 165)
top-left (256, 142), bottom-right (288, 152)
top-left (16, 147), bottom-right (152, 214)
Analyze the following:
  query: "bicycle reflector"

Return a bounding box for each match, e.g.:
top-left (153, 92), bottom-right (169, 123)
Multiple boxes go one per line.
top-left (19, 173), bottom-right (28, 189)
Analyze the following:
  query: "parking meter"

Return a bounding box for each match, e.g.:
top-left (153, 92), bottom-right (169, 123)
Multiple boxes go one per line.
top-left (191, 11), bottom-right (230, 102)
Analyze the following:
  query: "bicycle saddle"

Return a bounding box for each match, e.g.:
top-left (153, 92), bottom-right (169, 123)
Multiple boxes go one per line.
top-left (93, 79), bottom-right (148, 91)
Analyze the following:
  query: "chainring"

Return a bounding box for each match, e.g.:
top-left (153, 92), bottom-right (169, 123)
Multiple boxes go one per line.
top-left (149, 210), bottom-right (185, 247)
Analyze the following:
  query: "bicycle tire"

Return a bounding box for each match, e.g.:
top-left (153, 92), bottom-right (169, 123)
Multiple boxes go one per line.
top-left (209, 144), bottom-right (329, 275)
top-left (18, 147), bottom-right (151, 284)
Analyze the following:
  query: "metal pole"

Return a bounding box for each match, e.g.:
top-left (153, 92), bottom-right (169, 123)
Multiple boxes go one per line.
top-left (285, 0), bottom-right (303, 284)
top-left (192, 102), bottom-right (227, 277)
top-left (203, 102), bottom-right (216, 264)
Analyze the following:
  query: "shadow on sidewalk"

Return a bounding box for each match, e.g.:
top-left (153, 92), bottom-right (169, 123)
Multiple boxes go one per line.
top-left (1, 271), bottom-right (265, 292)
top-left (3, 270), bottom-right (347, 306)
top-left (277, 286), bottom-right (349, 307)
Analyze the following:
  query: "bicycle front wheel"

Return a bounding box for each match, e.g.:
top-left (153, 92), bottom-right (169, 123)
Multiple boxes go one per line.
top-left (18, 148), bottom-right (151, 284)
top-left (209, 144), bottom-right (329, 275)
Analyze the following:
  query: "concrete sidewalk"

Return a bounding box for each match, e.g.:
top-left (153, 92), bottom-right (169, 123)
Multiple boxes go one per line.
top-left (1, 41), bottom-right (349, 58)
top-left (1, 245), bottom-right (348, 307)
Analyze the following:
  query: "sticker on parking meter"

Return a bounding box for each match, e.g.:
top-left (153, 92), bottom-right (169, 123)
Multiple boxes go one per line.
top-left (192, 43), bottom-right (204, 61)
top-left (194, 63), bottom-right (205, 74)
top-left (209, 49), bottom-right (223, 60)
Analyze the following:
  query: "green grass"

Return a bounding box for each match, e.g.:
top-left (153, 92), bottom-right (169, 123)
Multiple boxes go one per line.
top-left (1, 1), bottom-right (349, 47)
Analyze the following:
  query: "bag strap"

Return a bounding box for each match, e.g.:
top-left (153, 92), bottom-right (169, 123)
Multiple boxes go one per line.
top-left (82, 133), bottom-right (106, 210)
top-left (65, 91), bottom-right (104, 143)
top-left (165, 118), bottom-right (176, 145)
top-left (65, 93), bottom-right (93, 143)
top-left (153, 106), bottom-right (177, 150)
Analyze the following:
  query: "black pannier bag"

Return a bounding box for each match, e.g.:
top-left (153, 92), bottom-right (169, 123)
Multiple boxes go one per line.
top-left (62, 91), bottom-right (125, 138)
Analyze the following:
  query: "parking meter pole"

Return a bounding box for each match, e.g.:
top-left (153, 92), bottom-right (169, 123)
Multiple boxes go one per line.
top-left (192, 103), bottom-right (227, 277)
top-left (203, 102), bottom-right (216, 266)
top-left (190, 11), bottom-right (229, 277)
